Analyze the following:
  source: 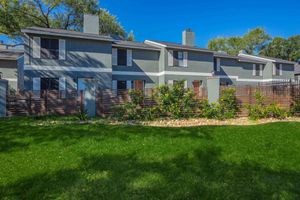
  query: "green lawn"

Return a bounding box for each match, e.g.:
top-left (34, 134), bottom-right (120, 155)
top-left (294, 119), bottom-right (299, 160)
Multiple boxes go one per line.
top-left (1, 117), bottom-right (300, 199)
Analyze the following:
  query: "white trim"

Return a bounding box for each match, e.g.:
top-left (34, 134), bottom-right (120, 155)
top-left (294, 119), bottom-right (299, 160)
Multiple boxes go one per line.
top-left (144, 40), bottom-right (167, 48)
top-left (112, 71), bottom-right (212, 77)
top-left (32, 37), bottom-right (41, 59)
top-left (280, 64), bottom-right (283, 75)
top-left (59, 39), bottom-right (66, 60)
top-left (259, 64), bottom-right (263, 76)
top-left (168, 50), bottom-right (173, 66)
top-left (24, 65), bottom-right (112, 72)
top-left (127, 49), bottom-right (132, 67)
top-left (218, 75), bottom-right (291, 82)
top-left (183, 52), bottom-right (188, 67)
top-left (216, 58), bottom-right (220, 72)
top-left (112, 48), bottom-right (118, 66)
top-left (2, 78), bottom-right (17, 82)
top-left (238, 53), bottom-right (276, 62)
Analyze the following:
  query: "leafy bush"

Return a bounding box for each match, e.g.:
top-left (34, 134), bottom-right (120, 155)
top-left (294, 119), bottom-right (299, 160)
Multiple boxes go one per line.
top-left (77, 109), bottom-right (89, 121)
top-left (247, 91), bottom-right (288, 120)
top-left (290, 99), bottom-right (300, 116)
top-left (219, 88), bottom-right (239, 119)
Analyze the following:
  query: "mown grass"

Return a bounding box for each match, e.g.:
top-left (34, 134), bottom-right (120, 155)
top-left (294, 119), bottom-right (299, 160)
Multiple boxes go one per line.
top-left (0, 117), bottom-right (300, 199)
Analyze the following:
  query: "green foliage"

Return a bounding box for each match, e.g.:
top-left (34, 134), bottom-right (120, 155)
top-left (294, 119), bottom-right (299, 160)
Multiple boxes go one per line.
top-left (260, 35), bottom-right (300, 62)
top-left (77, 109), bottom-right (89, 121)
top-left (208, 28), bottom-right (271, 55)
top-left (0, 0), bottom-right (127, 40)
top-left (127, 30), bottom-right (135, 41)
top-left (247, 91), bottom-right (288, 120)
top-left (219, 88), bottom-right (239, 119)
top-left (290, 99), bottom-right (300, 116)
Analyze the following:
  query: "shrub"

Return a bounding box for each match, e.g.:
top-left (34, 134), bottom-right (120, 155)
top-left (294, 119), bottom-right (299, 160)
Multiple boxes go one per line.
top-left (219, 88), bottom-right (239, 119)
top-left (247, 91), bottom-right (288, 120)
top-left (77, 109), bottom-right (89, 121)
top-left (290, 99), bottom-right (300, 116)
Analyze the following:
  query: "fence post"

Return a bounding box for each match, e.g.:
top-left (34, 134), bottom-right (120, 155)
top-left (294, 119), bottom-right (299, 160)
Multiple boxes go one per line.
top-left (80, 90), bottom-right (84, 113)
top-left (0, 80), bottom-right (8, 117)
top-left (207, 77), bottom-right (220, 103)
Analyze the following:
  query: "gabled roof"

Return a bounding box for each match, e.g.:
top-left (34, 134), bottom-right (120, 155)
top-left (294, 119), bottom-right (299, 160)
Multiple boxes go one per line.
top-left (238, 53), bottom-right (296, 65)
top-left (112, 40), bottom-right (160, 51)
top-left (0, 49), bottom-right (23, 60)
top-left (145, 40), bottom-right (214, 53)
top-left (22, 27), bottom-right (113, 42)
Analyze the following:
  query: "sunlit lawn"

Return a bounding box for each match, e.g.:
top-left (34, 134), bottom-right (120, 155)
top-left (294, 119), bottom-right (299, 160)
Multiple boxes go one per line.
top-left (1, 117), bottom-right (300, 199)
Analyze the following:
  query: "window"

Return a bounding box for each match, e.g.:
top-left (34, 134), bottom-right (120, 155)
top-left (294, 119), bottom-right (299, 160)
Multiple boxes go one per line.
top-left (173, 51), bottom-right (184, 67)
top-left (41, 38), bottom-right (59, 59)
top-left (117, 49), bottom-right (127, 66)
top-left (255, 64), bottom-right (260, 76)
top-left (41, 78), bottom-right (59, 90)
top-left (117, 80), bottom-right (127, 90)
top-left (275, 64), bottom-right (281, 76)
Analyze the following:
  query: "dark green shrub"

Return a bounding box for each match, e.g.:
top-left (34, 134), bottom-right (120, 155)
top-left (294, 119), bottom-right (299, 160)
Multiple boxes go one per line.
top-left (129, 89), bottom-right (144, 105)
top-left (265, 103), bottom-right (288, 119)
top-left (247, 91), bottom-right (288, 120)
top-left (290, 99), bottom-right (300, 116)
top-left (219, 88), bottom-right (239, 119)
top-left (77, 109), bottom-right (89, 121)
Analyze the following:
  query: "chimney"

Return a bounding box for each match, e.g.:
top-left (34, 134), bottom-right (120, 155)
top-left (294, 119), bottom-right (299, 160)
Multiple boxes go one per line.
top-left (182, 28), bottom-right (195, 46)
top-left (83, 14), bottom-right (99, 34)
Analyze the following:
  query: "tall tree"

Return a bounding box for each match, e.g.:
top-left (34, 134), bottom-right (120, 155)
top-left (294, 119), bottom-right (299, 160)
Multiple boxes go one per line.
top-left (0, 0), bottom-right (128, 40)
top-left (260, 35), bottom-right (300, 62)
top-left (208, 28), bottom-right (271, 55)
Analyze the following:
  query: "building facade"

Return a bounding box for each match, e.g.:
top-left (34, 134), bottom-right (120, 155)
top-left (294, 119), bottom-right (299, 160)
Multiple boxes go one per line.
top-left (19, 15), bottom-right (297, 94)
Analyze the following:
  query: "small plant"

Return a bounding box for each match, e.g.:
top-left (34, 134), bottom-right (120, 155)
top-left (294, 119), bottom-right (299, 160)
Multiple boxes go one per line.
top-left (247, 91), bottom-right (288, 120)
top-left (77, 109), bottom-right (89, 121)
top-left (219, 88), bottom-right (239, 119)
top-left (290, 99), bottom-right (300, 116)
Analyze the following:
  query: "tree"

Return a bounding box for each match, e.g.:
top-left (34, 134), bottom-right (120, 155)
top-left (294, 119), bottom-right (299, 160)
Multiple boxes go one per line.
top-left (260, 35), bottom-right (300, 62)
top-left (127, 30), bottom-right (135, 41)
top-left (0, 0), bottom-right (128, 40)
top-left (208, 28), bottom-right (271, 55)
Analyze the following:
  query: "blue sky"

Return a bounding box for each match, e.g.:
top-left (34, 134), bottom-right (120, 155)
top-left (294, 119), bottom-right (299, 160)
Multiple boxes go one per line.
top-left (1, 0), bottom-right (299, 47)
top-left (101, 0), bottom-right (300, 47)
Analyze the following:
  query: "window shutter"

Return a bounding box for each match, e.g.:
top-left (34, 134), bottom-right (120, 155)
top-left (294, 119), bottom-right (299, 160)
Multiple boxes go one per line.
top-left (112, 48), bottom-right (117, 66)
top-left (168, 50), bottom-right (173, 66)
top-left (168, 80), bottom-right (173, 85)
top-left (127, 50), bottom-right (132, 66)
top-left (259, 64), bottom-right (263, 76)
top-left (252, 64), bottom-right (256, 76)
top-left (32, 77), bottom-right (40, 90)
top-left (59, 77), bottom-right (66, 91)
top-left (184, 80), bottom-right (188, 88)
top-left (273, 64), bottom-right (276, 75)
top-left (126, 80), bottom-right (132, 89)
top-left (217, 58), bottom-right (221, 72)
top-left (59, 39), bottom-right (66, 60)
top-left (112, 80), bottom-right (117, 90)
top-left (183, 52), bottom-right (188, 67)
top-left (280, 64), bottom-right (283, 75)
top-left (33, 37), bottom-right (41, 58)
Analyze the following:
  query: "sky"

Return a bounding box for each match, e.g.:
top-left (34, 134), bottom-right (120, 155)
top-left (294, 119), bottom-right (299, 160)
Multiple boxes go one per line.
top-left (1, 0), bottom-right (299, 47)
top-left (100, 0), bottom-right (300, 47)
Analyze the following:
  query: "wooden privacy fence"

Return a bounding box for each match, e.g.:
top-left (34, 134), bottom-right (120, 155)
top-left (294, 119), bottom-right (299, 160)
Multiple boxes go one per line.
top-left (5, 84), bottom-right (300, 117)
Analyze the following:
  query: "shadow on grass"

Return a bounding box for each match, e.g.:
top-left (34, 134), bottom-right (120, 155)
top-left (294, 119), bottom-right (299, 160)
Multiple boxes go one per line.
top-left (0, 117), bottom-right (214, 153)
top-left (1, 147), bottom-right (300, 199)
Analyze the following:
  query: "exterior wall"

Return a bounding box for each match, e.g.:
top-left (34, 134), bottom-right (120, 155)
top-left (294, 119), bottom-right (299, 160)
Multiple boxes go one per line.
top-left (24, 34), bottom-right (112, 90)
top-left (112, 75), bottom-right (158, 89)
top-left (273, 63), bottom-right (294, 80)
top-left (112, 49), bottom-right (159, 73)
top-left (164, 75), bottom-right (208, 87)
top-left (0, 59), bottom-right (18, 91)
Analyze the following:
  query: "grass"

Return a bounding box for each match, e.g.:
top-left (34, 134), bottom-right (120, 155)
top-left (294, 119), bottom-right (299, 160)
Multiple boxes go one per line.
top-left (0, 117), bottom-right (300, 199)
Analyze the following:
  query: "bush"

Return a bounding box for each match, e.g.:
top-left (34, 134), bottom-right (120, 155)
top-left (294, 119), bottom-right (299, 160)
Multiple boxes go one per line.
top-left (247, 91), bottom-right (288, 120)
top-left (290, 99), bottom-right (300, 116)
top-left (219, 88), bottom-right (239, 119)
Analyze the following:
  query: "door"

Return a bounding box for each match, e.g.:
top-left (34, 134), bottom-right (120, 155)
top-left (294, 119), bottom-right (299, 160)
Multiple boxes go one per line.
top-left (78, 78), bottom-right (96, 117)
top-left (134, 80), bottom-right (144, 90)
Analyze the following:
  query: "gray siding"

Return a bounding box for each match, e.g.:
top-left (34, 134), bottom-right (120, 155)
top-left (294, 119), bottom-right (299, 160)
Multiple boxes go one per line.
top-left (0, 59), bottom-right (18, 91)
top-left (113, 49), bottom-right (159, 73)
top-left (24, 34), bottom-right (112, 90)
top-left (273, 63), bottom-right (294, 79)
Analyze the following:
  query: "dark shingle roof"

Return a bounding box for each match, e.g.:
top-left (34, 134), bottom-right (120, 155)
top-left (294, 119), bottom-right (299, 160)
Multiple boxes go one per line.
top-left (22, 27), bottom-right (113, 42)
top-left (148, 40), bottom-right (214, 53)
top-left (112, 40), bottom-right (160, 51)
top-left (214, 51), bottom-right (266, 64)
top-left (255, 54), bottom-right (296, 64)
top-left (0, 49), bottom-right (23, 60)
